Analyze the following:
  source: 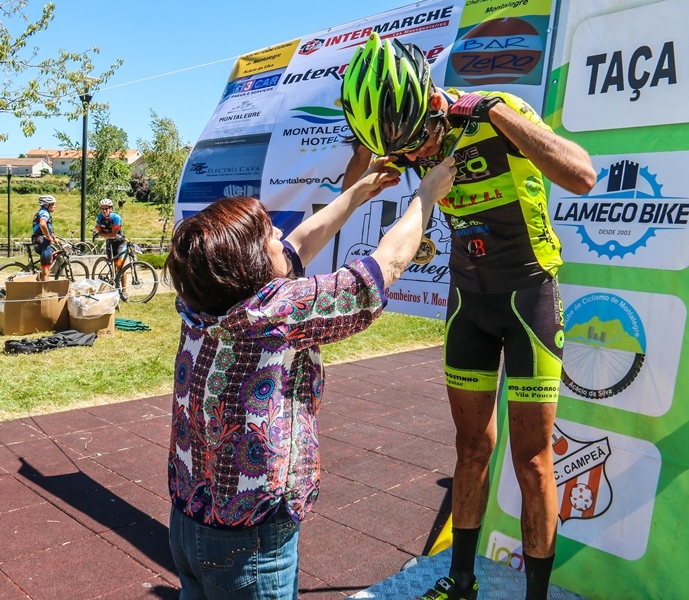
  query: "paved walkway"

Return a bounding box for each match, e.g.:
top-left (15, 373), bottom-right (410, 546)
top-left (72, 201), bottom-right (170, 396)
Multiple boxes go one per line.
top-left (0, 346), bottom-right (581, 599)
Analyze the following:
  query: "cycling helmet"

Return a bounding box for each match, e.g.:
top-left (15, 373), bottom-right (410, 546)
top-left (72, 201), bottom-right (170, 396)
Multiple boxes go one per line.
top-left (341, 32), bottom-right (431, 156)
top-left (38, 195), bottom-right (56, 207)
top-left (100, 198), bottom-right (114, 208)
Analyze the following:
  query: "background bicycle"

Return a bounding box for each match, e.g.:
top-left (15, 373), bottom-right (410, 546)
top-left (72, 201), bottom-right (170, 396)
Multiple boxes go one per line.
top-left (0, 239), bottom-right (90, 287)
top-left (91, 239), bottom-right (158, 303)
top-left (63, 230), bottom-right (98, 256)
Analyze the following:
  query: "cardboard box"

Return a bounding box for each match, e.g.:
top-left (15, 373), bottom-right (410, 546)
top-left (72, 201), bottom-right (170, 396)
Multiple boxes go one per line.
top-left (1, 276), bottom-right (70, 335)
top-left (68, 312), bottom-right (115, 337)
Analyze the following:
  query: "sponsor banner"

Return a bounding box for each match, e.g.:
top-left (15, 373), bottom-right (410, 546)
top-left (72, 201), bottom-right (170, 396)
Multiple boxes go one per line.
top-left (551, 151), bottom-right (689, 269)
top-left (460, 0), bottom-right (552, 25)
top-left (484, 530), bottom-right (526, 572)
top-left (443, 0), bottom-right (556, 113)
top-left (198, 93), bottom-right (286, 143)
top-left (449, 0), bottom-right (555, 90)
top-left (293, 4), bottom-right (457, 61)
top-left (177, 135), bottom-right (269, 205)
top-left (497, 418), bottom-right (662, 560)
top-left (562, 0), bottom-right (689, 132)
top-left (559, 284), bottom-right (684, 417)
top-left (481, 2), bottom-right (689, 598)
top-left (229, 40), bottom-right (300, 80)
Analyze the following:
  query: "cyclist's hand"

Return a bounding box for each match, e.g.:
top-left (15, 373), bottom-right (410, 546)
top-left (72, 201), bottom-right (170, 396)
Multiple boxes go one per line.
top-left (448, 93), bottom-right (504, 127)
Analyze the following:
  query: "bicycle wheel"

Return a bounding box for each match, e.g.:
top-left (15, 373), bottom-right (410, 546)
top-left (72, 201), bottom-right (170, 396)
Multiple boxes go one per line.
top-left (117, 261), bottom-right (158, 303)
top-left (0, 262), bottom-right (32, 288)
top-left (55, 259), bottom-right (90, 283)
top-left (72, 242), bottom-right (94, 256)
top-left (91, 257), bottom-right (115, 286)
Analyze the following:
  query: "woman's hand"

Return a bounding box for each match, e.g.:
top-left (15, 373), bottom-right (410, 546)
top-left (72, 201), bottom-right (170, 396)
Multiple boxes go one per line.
top-left (352, 155), bottom-right (402, 203)
top-left (417, 155), bottom-right (456, 204)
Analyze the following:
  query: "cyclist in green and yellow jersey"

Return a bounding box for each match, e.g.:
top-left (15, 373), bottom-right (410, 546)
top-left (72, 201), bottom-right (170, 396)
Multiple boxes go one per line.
top-left (341, 33), bottom-right (596, 600)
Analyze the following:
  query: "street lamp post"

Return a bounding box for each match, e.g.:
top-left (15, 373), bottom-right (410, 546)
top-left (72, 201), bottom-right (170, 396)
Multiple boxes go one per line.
top-left (79, 76), bottom-right (100, 243)
top-left (5, 164), bottom-right (11, 258)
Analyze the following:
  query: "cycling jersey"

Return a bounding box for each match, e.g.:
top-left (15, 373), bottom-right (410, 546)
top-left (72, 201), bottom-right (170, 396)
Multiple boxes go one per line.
top-left (31, 208), bottom-right (53, 241)
top-left (96, 211), bottom-right (124, 238)
top-left (96, 211), bottom-right (127, 259)
top-left (408, 90), bottom-right (563, 294)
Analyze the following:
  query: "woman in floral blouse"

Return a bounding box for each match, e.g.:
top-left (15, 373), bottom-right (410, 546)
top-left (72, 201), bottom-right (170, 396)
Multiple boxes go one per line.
top-left (164, 155), bottom-right (456, 600)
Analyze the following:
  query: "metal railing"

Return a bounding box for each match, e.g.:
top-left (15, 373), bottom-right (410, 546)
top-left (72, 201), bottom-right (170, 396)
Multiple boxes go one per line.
top-left (0, 237), bottom-right (170, 258)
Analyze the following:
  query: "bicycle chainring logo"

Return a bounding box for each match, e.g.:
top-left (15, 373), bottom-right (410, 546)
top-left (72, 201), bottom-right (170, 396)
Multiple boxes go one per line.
top-left (552, 157), bottom-right (688, 261)
top-left (561, 292), bottom-right (646, 399)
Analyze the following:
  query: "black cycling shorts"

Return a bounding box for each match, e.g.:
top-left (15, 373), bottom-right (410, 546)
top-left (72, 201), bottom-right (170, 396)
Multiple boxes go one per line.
top-left (444, 277), bottom-right (564, 402)
top-left (106, 239), bottom-right (127, 261)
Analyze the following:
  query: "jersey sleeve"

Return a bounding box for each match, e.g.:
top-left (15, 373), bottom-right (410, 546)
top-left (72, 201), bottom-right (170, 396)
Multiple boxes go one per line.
top-left (490, 91), bottom-right (553, 133)
top-left (243, 257), bottom-right (387, 350)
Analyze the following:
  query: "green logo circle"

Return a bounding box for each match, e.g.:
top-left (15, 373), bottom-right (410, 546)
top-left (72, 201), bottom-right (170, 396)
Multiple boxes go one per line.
top-left (525, 176), bottom-right (542, 196)
top-left (555, 330), bottom-right (565, 349)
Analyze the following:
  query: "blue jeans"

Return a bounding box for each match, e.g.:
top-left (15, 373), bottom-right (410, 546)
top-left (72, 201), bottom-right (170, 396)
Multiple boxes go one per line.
top-left (169, 506), bottom-right (300, 600)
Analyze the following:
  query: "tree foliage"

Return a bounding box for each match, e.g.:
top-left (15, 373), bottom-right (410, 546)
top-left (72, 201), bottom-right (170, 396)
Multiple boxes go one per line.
top-left (56, 107), bottom-right (131, 219)
top-left (129, 172), bottom-right (150, 202)
top-left (0, 0), bottom-right (123, 141)
top-left (138, 111), bottom-right (189, 248)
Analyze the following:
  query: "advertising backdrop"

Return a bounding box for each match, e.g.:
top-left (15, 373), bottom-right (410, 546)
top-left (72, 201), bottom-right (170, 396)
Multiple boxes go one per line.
top-left (481, 1), bottom-right (689, 599)
top-left (174, 1), bottom-right (689, 598)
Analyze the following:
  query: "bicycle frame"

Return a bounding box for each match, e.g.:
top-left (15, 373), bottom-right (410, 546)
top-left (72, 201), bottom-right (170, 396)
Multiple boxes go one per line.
top-left (89, 238), bottom-right (158, 303)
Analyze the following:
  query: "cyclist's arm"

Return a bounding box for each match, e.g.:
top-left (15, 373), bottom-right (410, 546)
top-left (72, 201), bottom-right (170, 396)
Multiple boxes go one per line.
top-left (95, 227), bottom-right (121, 240)
top-left (342, 144), bottom-right (374, 192)
top-left (95, 216), bottom-right (123, 239)
top-left (487, 101), bottom-right (596, 195)
top-left (39, 217), bottom-right (56, 242)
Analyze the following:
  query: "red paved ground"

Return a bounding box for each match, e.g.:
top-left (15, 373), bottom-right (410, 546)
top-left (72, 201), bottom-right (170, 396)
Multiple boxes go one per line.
top-left (0, 346), bottom-right (453, 599)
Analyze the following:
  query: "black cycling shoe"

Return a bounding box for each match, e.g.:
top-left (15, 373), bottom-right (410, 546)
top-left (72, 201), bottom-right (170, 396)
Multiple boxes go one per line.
top-left (414, 575), bottom-right (479, 600)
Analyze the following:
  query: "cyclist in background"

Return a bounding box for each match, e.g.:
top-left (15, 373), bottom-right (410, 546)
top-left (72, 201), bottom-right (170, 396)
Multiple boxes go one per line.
top-left (31, 195), bottom-right (58, 281)
top-left (95, 198), bottom-right (128, 299)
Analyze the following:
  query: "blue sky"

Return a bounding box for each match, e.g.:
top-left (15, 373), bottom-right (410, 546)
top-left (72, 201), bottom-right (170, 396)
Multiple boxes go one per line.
top-left (2, 0), bottom-right (407, 156)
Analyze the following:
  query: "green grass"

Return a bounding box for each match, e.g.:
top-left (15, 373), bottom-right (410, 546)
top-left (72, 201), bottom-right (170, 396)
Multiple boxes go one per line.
top-left (0, 292), bottom-right (443, 420)
top-left (0, 182), bottom-right (444, 419)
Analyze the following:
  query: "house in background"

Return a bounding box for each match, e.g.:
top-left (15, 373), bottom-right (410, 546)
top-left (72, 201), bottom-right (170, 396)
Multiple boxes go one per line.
top-left (26, 148), bottom-right (143, 175)
top-left (0, 158), bottom-right (52, 176)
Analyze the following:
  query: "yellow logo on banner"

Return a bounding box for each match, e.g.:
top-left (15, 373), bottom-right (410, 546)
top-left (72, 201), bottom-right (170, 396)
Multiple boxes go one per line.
top-left (460, 0), bottom-right (553, 27)
top-left (229, 39), bottom-right (300, 82)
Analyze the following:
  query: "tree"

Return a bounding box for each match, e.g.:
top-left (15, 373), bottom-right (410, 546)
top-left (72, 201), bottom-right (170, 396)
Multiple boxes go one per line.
top-left (56, 107), bottom-right (131, 219)
top-left (1, 1), bottom-right (122, 141)
top-left (138, 111), bottom-right (189, 249)
top-left (129, 172), bottom-right (150, 202)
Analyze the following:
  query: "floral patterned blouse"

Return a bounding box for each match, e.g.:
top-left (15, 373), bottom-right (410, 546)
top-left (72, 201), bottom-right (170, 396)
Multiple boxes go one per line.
top-left (168, 246), bottom-right (386, 528)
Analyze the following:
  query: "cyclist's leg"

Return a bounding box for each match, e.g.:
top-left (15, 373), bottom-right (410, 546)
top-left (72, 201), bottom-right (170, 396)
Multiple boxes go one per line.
top-left (503, 278), bottom-right (564, 599)
top-left (442, 285), bottom-right (504, 596)
top-left (34, 238), bottom-right (53, 281)
top-left (112, 241), bottom-right (128, 296)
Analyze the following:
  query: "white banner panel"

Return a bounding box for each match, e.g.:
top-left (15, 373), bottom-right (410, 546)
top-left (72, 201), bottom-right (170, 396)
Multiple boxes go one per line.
top-left (174, 0), bottom-right (557, 319)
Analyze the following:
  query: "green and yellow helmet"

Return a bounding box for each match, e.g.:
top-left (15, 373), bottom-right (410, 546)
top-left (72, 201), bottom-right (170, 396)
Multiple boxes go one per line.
top-left (341, 32), bottom-right (431, 156)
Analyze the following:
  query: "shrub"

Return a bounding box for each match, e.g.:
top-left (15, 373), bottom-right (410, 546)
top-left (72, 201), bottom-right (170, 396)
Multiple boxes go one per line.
top-left (138, 252), bottom-right (168, 268)
top-left (0, 180), bottom-right (69, 194)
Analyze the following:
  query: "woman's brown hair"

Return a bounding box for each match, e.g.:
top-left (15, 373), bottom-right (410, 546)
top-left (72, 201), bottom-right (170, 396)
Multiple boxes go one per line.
top-left (164, 196), bottom-right (275, 315)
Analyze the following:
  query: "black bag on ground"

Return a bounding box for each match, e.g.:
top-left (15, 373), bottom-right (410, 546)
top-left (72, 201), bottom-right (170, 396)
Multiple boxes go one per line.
top-left (4, 330), bottom-right (97, 354)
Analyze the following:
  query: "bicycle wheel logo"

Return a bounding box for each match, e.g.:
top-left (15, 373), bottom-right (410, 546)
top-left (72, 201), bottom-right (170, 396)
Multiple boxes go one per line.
top-left (562, 292), bottom-right (646, 399)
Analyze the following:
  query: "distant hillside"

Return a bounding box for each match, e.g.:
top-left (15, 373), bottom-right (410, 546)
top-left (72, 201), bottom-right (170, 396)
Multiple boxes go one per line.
top-left (0, 189), bottom-right (168, 244)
